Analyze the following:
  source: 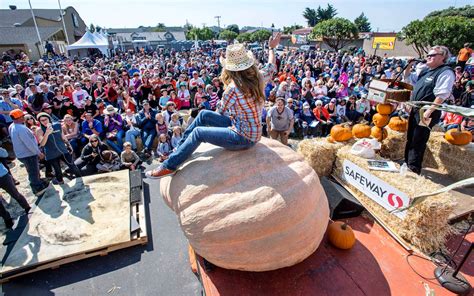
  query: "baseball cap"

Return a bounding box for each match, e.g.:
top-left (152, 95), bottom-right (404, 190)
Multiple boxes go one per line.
top-left (303, 102), bottom-right (310, 108)
top-left (42, 103), bottom-right (52, 110)
top-left (10, 109), bottom-right (27, 119)
top-left (287, 98), bottom-right (294, 103)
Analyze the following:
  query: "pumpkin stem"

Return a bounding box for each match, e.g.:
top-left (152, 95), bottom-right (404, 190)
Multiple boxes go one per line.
top-left (457, 124), bottom-right (462, 132)
top-left (341, 223), bottom-right (348, 230)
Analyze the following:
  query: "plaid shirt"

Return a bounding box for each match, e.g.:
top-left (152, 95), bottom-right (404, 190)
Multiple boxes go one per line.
top-left (217, 63), bottom-right (275, 142)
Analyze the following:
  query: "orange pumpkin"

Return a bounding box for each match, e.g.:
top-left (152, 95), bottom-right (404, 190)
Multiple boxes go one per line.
top-left (445, 128), bottom-right (471, 146)
top-left (388, 116), bottom-right (408, 132)
top-left (328, 221), bottom-right (356, 250)
top-left (372, 113), bottom-right (390, 128)
top-left (376, 103), bottom-right (393, 115)
top-left (371, 126), bottom-right (388, 141)
top-left (330, 124), bottom-right (352, 142)
top-left (352, 123), bottom-right (371, 138)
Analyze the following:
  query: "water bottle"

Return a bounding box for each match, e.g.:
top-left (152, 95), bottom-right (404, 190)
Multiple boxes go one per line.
top-left (400, 163), bottom-right (408, 177)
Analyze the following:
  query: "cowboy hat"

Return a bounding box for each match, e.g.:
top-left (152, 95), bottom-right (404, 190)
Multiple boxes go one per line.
top-left (103, 105), bottom-right (119, 115)
top-left (220, 43), bottom-right (255, 72)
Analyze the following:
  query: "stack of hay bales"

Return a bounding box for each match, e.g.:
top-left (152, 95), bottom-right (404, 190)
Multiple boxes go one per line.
top-left (423, 132), bottom-right (474, 181)
top-left (333, 145), bottom-right (454, 253)
top-left (379, 128), bottom-right (407, 161)
top-left (297, 138), bottom-right (346, 177)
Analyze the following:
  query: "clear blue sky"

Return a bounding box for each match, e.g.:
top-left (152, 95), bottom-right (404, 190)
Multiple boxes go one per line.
top-left (7, 0), bottom-right (472, 31)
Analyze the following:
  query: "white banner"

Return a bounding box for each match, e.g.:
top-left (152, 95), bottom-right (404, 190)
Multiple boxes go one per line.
top-left (342, 160), bottom-right (411, 219)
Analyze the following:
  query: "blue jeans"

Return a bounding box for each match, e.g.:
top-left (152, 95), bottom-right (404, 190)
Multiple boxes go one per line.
top-left (125, 128), bottom-right (141, 150)
top-left (141, 128), bottom-right (157, 151)
top-left (163, 110), bottom-right (255, 170)
top-left (106, 129), bottom-right (125, 153)
top-left (18, 155), bottom-right (44, 191)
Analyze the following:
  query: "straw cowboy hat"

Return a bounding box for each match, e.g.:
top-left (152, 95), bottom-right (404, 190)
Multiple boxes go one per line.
top-left (220, 43), bottom-right (255, 71)
top-left (103, 105), bottom-right (119, 115)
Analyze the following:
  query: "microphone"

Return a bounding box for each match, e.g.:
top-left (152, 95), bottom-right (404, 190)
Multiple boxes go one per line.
top-left (411, 58), bottom-right (426, 63)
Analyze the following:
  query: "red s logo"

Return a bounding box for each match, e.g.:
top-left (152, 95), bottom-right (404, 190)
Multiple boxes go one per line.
top-left (388, 193), bottom-right (404, 208)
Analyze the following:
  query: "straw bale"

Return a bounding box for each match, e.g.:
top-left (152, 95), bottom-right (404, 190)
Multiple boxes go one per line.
top-left (297, 138), bottom-right (347, 177)
top-left (423, 132), bottom-right (474, 181)
top-left (334, 146), bottom-right (455, 253)
top-left (380, 128), bottom-right (407, 160)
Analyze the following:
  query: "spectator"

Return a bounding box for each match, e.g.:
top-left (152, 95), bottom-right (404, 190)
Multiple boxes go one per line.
top-left (171, 126), bottom-right (182, 149)
top-left (36, 112), bottom-right (81, 185)
top-left (267, 97), bottom-right (294, 145)
top-left (156, 133), bottom-right (171, 162)
top-left (103, 105), bottom-right (124, 153)
top-left (123, 108), bottom-right (141, 151)
top-left (0, 147), bottom-right (30, 229)
top-left (61, 114), bottom-right (80, 157)
top-left (313, 100), bottom-right (331, 136)
top-left (97, 150), bottom-right (121, 173)
top-left (8, 109), bottom-right (49, 195)
top-left (121, 142), bottom-right (140, 171)
top-left (137, 101), bottom-right (157, 155)
top-left (74, 134), bottom-right (108, 176)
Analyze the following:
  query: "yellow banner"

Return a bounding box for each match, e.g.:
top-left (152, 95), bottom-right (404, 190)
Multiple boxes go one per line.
top-left (372, 37), bottom-right (396, 50)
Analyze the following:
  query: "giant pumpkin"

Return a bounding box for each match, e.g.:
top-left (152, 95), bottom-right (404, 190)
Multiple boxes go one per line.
top-left (160, 138), bottom-right (330, 271)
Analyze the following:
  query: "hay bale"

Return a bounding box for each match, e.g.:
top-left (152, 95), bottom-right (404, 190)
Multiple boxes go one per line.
top-left (334, 146), bottom-right (455, 253)
top-left (380, 128), bottom-right (407, 160)
top-left (423, 132), bottom-right (474, 181)
top-left (297, 138), bottom-right (346, 177)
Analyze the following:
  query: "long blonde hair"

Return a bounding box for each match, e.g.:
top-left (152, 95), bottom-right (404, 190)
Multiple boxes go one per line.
top-left (220, 64), bottom-right (265, 105)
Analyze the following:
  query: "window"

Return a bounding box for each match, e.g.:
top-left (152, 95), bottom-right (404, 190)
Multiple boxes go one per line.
top-left (72, 13), bottom-right (78, 28)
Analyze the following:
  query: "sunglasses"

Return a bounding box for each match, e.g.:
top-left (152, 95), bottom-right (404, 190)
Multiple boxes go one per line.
top-left (90, 140), bottom-right (98, 143)
top-left (426, 53), bottom-right (442, 58)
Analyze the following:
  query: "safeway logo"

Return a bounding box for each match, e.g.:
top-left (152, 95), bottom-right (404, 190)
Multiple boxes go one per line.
top-left (388, 193), bottom-right (404, 208)
top-left (342, 160), bottom-right (411, 219)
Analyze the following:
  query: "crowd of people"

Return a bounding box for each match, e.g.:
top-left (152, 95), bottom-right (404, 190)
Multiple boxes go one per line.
top-left (0, 40), bottom-right (472, 227)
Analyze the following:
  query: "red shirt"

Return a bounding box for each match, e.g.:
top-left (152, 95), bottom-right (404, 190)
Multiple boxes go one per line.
top-left (313, 107), bottom-right (330, 122)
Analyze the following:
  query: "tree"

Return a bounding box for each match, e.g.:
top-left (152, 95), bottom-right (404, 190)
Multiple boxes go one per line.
top-left (426, 5), bottom-right (474, 19)
top-left (226, 24), bottom-right (240, 34)
top-left (317, 4), bottom-right (337, 22)
top-left (219, 30), bottom-right (238, 42)
top-left (250, 30), bottom-right (272, 43)
top-left (354, 12), bottom-right (371, 32)
top-left (303, 7), bottom-right (318, 27)
top-left (400, 16), bottom-right (474, 57)
top-left (283, 24), bottom-right (303, 34)
top-left (154, 23), bottom-right (166, 32)
top-left (89, 23), bottom-right (95, 33)
top-left (310, 18), bottom-right (359, 51)
top-left (399, 20), bottom-right (429, 57)
top-left (186, 27), bottom-right (216, 40)
top-left (236, 32), bottom-right (252, 43)
top-left (303, 4), bottom-right (338, 27)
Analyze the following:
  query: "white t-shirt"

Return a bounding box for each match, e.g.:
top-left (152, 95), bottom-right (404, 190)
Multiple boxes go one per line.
top-left (72, 89), bottom-right (88, 109)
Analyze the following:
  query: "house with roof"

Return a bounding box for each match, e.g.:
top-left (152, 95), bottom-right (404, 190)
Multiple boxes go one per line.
top-left (0, 6), bottom-right (87, 60)
top-left (107, 28), bottom-right (186, 51)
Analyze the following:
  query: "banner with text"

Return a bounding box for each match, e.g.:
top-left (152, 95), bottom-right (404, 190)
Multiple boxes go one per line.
top-left (372, 37), bottom-right (396, 50)
top-left (342, 160), bottom-right (410, 219)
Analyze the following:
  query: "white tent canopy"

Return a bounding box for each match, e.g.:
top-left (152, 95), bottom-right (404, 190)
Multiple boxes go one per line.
top-left (67, 31), bottom-right (109, 57)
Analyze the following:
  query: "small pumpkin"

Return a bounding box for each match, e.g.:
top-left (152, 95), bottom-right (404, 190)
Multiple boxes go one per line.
top-left (376, 103), bottom-right (393, 115)
top-left (445, 128), bottom-right (471, 146)
top-left (371, 126), bottom-right (388, 141)
top-left (352, 123), bottom-right (371, 138)
top-left (330, 124), bottom-right (352, 142)
top-left (372, 113), bottom-right (390, 128)
top-left (388, 116), bottom-right (408, 132)
top-left (328, 221), bottom-right (356, 250)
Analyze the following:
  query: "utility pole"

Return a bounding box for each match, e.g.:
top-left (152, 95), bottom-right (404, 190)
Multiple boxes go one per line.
top-left (215, 16), bottom-right (221, 30)
top-left (58, 0), bottom-right (69, 44)
top-left (28, 0), bottom-right (43, 56)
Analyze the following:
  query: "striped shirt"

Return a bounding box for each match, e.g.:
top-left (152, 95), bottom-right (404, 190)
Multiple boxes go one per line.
top-left (217, 63), bottom-right (276, 142)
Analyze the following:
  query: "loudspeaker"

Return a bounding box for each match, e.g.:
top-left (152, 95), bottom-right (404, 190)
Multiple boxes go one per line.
top-left (320, 177), bottom-right (365, 220)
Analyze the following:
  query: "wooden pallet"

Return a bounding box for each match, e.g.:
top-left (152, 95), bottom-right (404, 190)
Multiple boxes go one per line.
top-left (0, 171), bottom-right (148, 283)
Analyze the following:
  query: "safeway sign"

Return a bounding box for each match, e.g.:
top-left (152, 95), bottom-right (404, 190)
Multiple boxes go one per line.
top-left (342, 160), bottom-right (411, 219)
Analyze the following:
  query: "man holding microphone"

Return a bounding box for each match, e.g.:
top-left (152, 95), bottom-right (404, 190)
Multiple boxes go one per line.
top-left (403, 46), bottom-right (455, 175)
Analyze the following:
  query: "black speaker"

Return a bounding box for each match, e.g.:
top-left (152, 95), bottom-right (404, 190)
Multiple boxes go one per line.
top-left (320, 177), bottom-right (365, 220)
